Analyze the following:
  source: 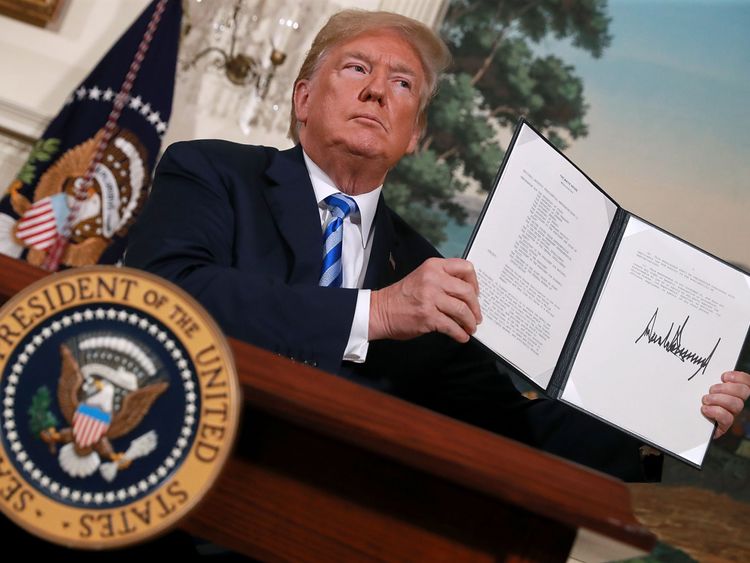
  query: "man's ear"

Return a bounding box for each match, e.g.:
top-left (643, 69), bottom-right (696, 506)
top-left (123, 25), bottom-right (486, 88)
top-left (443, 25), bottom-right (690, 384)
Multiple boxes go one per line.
top-left (405, 123), bottom-right (422, 155)
top-left (293, 79), bottom-right (311, 124)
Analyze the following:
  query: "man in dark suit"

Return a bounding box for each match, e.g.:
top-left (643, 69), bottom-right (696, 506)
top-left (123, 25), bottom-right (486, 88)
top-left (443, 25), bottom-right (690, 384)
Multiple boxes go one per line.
top-left (125, 10), bottom-right (749, 481)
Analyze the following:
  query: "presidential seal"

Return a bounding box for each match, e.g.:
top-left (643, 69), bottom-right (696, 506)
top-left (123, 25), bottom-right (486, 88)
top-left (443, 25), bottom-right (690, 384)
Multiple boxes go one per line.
top-left (0, 267), bottom-right (240, 549)
top-left (8, 127), bottom-right (151, 267)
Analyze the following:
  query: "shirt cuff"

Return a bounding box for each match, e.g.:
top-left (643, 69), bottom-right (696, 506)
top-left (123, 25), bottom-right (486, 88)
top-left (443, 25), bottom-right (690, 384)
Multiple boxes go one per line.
top-left (343, 289), bottom-right (370, 363)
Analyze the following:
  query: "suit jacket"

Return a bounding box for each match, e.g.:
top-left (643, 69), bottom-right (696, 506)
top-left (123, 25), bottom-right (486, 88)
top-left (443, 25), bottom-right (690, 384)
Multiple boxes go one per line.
top-left (125, 141), bottom-right (656, 481)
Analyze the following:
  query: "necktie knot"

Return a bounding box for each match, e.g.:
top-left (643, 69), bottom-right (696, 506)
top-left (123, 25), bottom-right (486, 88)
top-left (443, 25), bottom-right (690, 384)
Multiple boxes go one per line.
top-left (324, 193), bottom-right (358, 220)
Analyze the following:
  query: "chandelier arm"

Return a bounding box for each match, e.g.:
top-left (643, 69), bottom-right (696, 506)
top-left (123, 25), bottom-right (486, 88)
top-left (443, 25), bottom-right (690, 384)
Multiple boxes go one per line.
top-left (189, 46), bottom-right (229, 68)
top-left (229, 0), bottom-right (242, 57)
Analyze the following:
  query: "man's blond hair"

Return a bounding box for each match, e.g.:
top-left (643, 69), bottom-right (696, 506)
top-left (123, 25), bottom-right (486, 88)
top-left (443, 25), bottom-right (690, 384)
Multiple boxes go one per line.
top-left (288, 9), bottom-right (451, 142)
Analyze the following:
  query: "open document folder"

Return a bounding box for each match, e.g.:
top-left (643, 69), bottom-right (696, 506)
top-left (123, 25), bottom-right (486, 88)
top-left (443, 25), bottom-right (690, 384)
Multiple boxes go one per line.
top-left (465, 118), bottom-right (750, 468)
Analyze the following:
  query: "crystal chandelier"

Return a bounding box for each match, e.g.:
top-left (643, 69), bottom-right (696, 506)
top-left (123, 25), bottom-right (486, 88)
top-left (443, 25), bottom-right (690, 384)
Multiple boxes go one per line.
top-left (182, 0), bottom-right (300, 100)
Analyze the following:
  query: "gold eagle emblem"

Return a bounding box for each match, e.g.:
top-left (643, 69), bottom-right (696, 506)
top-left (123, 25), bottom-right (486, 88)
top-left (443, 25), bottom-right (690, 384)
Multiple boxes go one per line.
top-left (40, 336), bottom-right (168, 481)
top-left (11, 127), bottom-right (149, 267)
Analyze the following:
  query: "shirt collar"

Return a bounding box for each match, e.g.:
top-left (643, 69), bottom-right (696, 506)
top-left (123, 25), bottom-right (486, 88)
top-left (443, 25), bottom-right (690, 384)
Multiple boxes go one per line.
top-left (303, 149), bottom-right (381, 249)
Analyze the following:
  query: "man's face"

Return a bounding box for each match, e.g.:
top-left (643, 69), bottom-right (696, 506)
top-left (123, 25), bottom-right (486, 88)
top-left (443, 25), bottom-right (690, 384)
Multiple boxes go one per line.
top-left (294, 29), bottom-right (425, 169)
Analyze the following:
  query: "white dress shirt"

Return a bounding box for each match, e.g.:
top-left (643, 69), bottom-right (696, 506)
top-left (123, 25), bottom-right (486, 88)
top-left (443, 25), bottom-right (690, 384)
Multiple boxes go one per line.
top-left (303, 151), bottom-right (381, 363)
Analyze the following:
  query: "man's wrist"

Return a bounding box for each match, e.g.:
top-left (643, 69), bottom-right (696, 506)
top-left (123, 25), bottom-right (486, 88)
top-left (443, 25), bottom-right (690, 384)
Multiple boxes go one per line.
top-left (368, 288), bottom-right (385, 341)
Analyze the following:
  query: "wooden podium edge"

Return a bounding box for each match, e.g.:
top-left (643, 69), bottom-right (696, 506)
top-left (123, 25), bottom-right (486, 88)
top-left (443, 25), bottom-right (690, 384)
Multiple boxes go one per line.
top-left (0, 255), bottom-right (656, 558)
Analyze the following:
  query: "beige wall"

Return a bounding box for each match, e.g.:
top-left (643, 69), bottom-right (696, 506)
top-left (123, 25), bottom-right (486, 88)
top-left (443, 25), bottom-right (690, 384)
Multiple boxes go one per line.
top-left (0, 0), bottom-right (446, 191)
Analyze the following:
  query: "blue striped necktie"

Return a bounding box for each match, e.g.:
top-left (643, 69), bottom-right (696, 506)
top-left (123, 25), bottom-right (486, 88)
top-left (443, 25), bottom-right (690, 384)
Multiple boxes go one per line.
top-left (319, 193), bottom-right (359, 287)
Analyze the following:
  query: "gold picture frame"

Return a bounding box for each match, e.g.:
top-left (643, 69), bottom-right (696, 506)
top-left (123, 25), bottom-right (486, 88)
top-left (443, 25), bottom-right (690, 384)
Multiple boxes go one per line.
top-left (0, 0), bottom-right (63, 27)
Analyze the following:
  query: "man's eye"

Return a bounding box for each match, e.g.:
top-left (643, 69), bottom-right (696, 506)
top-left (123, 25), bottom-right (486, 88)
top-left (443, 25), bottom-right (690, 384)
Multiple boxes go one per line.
top-left (352, 64), bottom-right (366, 73)
top-left (397, 80), bottom-right (411, 89)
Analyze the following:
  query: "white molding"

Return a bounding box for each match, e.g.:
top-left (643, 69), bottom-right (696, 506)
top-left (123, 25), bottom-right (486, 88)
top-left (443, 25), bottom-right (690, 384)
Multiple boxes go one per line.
top-left (0, 96), bottom-right (50, 140)
top-left (0, 133), bottom-right (33, 196)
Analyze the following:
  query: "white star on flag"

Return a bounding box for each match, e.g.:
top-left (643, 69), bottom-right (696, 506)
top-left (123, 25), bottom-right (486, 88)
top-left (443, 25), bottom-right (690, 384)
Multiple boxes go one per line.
top-left (75, 87), bottom-right (87, 100)
top-left (103, 88), bottom-right (114, 101)
top-left (129, 95), bottom-right (143, 110)
top-left (147, 111), bottom-right (161, 124)
top-left (88, 86), bottom-right (101, 100)
top-left (140, 102), bottom-right (152, 116)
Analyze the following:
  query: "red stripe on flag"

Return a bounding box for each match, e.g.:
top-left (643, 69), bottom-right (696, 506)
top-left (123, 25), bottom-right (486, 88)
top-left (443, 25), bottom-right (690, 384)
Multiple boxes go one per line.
top-left (21, 227), bottom-right (57, 243)
top-left (74, 412), bottom-right (108, 448)
top-left (30, 235), bottom-right (58, 250)
top-left (17, 218), bottom-right (56, 237)
top-left (17, 210), bottom-right (55, 230)
top-left (81, 418), bottom-right (99, 447)
top-left (80, 419), bottom-right (95, 447)
top-left (22, 201), bottom-right (53, 219)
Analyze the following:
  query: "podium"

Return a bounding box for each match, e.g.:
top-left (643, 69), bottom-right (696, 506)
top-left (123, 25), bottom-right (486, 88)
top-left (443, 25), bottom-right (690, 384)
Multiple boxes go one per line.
top-left (0, 254), bottom-right (655, 561)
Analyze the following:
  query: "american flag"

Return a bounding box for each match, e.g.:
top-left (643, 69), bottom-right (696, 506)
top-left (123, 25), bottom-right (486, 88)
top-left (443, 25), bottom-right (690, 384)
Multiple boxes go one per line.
top-left (72, 404), bottom-right (112, 448)
top-left (0, 0), bottom-right (181, 267)
top-left (14, 195), bottom-right (68, 251)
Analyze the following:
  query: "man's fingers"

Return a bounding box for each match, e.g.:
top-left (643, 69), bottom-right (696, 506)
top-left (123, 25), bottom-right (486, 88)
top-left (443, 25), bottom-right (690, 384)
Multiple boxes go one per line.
top-left (703, 391), bottom-right (745, 417)
top-left (702, 405), bottom-right (733, 438)
top-left (435, 313), bottom-right (471, 344)
top-left (722, 370), bottom-right (750, 387)
top-left (440, 258), bottom-right (480, 295)
top-left (709, 382), bottom-right (750, 402)
top-left (442, 275), bottom-right (482, 324)
top-left (435, 294), bottom-right (477, 337)
top-left (704, 371), bottom-right (750, 439)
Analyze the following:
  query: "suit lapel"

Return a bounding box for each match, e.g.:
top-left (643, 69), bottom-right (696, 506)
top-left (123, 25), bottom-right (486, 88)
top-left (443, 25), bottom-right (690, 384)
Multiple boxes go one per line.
top-left (363, 194), bottom-right (399, 289)
top-left (263, 145), bottom-right (323, 284)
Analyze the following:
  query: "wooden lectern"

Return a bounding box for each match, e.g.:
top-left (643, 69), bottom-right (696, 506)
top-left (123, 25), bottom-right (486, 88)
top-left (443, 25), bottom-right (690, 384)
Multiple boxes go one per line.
top-left (0, 254), bottom-right (655, 562)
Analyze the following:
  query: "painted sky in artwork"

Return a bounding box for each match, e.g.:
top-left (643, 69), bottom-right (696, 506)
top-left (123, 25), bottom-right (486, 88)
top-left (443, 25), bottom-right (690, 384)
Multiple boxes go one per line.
top-left (537, 0), bottom-right (750, 267)
top-left (442, 1), bottom-right (749, 267)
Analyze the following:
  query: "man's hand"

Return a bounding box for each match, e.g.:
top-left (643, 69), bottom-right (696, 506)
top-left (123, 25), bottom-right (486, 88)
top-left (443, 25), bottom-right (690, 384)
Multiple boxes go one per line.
top-left (369, 257), bottom-right (482, 343)
top-left (702, 370), bottom-right (750, 438)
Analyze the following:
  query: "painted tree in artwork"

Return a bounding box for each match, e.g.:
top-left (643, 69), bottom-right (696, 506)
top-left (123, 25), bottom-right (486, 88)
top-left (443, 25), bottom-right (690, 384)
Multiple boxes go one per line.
top-left (385, 0), bottom-right (611, 246)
